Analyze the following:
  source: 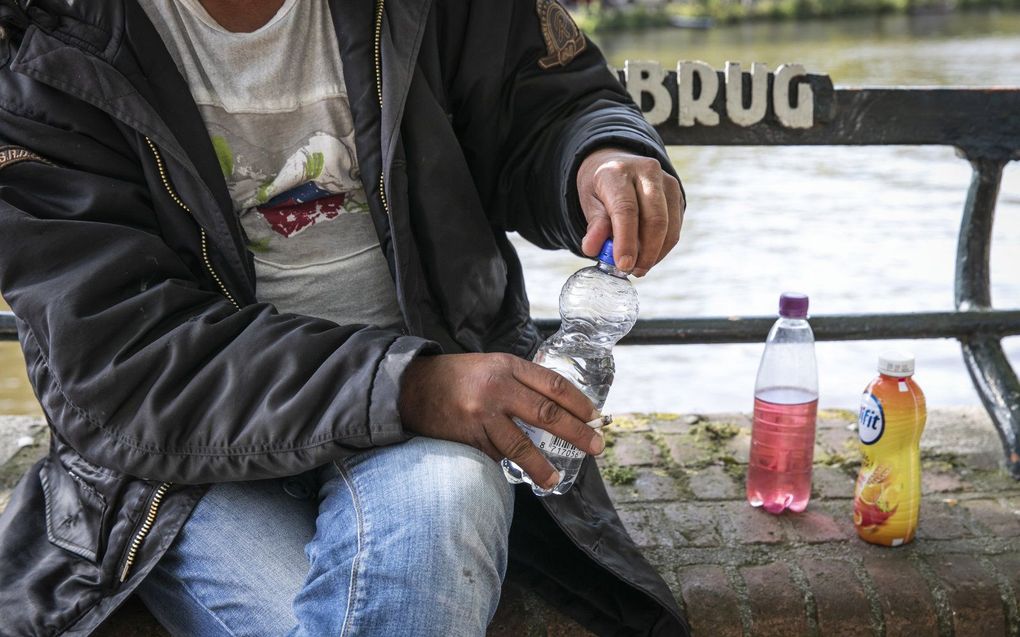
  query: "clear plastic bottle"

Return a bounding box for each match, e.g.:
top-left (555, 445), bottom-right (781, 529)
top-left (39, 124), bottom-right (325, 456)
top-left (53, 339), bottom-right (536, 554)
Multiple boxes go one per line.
top-left (746, 292), bottom-right (819, 514)
top-left (502, 238), bottom-right (638, 496)
top-left (854, 352), bottom-right (926, 546)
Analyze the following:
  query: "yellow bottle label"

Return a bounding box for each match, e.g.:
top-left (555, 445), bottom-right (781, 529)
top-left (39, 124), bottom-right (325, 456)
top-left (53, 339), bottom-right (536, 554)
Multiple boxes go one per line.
top-left (853, 376), bottom-right (926, 547)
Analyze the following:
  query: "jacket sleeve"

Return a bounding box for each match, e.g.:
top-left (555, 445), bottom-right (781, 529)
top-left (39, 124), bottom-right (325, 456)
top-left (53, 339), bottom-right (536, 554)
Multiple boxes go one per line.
top-left (445, 0), bottom-right (678, 257)
top-left (0, 97), bottom-right (437, 485)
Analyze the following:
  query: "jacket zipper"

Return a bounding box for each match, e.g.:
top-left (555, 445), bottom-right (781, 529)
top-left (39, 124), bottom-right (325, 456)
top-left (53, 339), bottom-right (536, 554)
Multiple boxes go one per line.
top-left (120, 7), bottom-right (384, 582)
top-left (117, 138), bottom-right (244, 583)
top-left (118, 482), bottom-right (170, 582)
top-left (373, 0), bottom-right (389, 215)
top-left (143, 136), bottom-right (241, 311)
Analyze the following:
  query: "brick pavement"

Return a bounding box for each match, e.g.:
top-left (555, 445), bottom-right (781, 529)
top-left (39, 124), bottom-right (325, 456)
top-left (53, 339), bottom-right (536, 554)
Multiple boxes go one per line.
top-left (2, 408), bottom-right (1019, 636)
top-left (596, 408), bottom-right (1020, 637)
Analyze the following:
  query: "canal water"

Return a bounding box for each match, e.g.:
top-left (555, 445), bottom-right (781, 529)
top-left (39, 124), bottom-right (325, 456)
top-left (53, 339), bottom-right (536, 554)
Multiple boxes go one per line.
top-left (518, 10), bottom-right (1020, 413)
top-left (1, 11), bottom-right (1018, 417)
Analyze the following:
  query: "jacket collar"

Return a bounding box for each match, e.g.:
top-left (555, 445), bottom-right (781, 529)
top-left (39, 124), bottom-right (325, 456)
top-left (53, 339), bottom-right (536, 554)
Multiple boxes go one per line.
top-left (9, 1), bottom-right (254, 292)
top-left (9, 0), bottom-right (435, 300)
top-left (16, 0), bottom-right (436, 198)
top-left (375, 0), bottom-right (433, 173)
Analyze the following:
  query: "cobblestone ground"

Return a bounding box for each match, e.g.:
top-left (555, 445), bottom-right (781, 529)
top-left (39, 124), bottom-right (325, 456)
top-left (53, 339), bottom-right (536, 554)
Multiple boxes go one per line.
top-left (3, 409), bottom-right (1019, 636)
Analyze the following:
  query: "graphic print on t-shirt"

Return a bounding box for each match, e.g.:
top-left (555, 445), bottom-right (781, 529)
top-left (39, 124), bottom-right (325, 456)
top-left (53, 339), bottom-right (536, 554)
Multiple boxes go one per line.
top-left (207, 118), bottom-right (370, 257)
top-left (138, 0), bottom-right (404, 329)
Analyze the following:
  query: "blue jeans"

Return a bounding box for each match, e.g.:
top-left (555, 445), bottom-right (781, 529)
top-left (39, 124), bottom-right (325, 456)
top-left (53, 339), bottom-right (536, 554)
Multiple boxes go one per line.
top-left (136, 437), bottom-right (515, 636)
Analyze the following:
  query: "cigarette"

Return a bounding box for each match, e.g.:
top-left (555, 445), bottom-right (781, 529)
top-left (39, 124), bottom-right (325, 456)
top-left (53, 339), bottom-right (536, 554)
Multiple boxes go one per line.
top-left (586, 414), bottom-right (613, 429)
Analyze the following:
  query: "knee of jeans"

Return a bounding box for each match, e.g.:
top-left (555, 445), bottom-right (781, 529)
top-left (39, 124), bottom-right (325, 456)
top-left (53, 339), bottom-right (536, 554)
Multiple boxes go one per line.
top-left (409, 438), bottom-right (514, 544)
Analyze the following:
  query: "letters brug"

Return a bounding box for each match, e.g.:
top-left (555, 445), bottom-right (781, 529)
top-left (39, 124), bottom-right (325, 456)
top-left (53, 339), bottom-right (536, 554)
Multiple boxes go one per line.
top-left (616, 61), bottom-right (820, 129)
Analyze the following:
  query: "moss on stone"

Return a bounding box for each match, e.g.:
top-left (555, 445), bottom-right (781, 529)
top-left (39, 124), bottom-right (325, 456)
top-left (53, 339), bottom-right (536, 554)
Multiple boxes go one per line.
top-left (611, 414), bottom-right (651, 431)
top-left (716, 455), bottom-right (746, 482)
top-left (645, 431), bottom-right (670, 464)
top-left (689, 421), bottom-right (741, 444)
top-left (819, 408), bottom-right (858, 422)
top-left (602, 465), bottom-right (638, 486)
top-left (649, 412), bottom-right (682, 422)
top-left (920, 450), bottom-right (966, 472)
top-left (814, 450), bottom-right (861, 470)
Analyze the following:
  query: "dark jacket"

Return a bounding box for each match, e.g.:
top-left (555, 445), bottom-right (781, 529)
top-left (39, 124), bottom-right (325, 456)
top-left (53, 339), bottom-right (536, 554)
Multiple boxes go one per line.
top-left (0, 0), bottom-right (688, 634)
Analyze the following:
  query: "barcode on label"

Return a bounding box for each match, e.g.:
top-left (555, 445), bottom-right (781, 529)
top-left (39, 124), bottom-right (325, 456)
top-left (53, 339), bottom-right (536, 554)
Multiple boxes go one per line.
top-left (522, 420), bottom-right (585, 459)
top-left (543, 434), bottom-right (584, 459)
top-left (550, 436), bottom-right (575, 451)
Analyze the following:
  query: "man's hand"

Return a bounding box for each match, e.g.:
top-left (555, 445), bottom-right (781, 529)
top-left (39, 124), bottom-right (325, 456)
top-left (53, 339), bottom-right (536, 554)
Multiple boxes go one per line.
top-left (576, 148), bottom-right (685, 276)
top-left (398, 353), bottom-right (604, 491)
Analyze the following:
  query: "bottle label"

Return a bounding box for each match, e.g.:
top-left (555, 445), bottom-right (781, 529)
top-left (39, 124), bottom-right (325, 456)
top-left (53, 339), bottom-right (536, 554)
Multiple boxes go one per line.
top-left (516, 420), bottom-right (586, 459)
top-left (854, 376), bottom-right (925, 547)
top-left (858, 393), bottom-right (885, 445)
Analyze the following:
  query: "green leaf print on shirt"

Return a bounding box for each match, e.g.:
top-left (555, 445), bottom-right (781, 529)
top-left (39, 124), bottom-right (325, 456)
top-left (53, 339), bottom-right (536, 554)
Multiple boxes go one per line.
top-left (256, 180), bottom-right (273, 205)
top-left (212, 136), bottom-right (234, 179)
top-left (303, 152), bottom-right (325, 181)
top-left (344, 199), bottom-right (371, 214)
top-left (247, 236), bottom-right (272, 253)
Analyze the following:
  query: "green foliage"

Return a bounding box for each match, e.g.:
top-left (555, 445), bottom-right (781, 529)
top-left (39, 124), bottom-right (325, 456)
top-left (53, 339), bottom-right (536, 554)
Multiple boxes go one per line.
top-left (689, 421), bottom-right (741, 443)
top-left (576, 0), bottom-right (1011, 29)
top-left (819, 408), bottom-right (858, 422)
top-left (574, 3), bottom-right (674, 33)
top-left (602, 464), bottom-right (639, 485)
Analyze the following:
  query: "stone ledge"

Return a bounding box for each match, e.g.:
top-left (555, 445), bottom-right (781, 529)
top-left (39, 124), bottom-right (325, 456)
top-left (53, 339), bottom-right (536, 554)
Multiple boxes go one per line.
top-left (3, 409), bottom-right (1018, 636)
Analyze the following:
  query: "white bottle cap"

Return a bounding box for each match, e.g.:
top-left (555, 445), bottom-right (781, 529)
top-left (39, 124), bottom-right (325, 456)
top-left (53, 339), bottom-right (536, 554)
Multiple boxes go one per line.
top-left (878, 351), bottom-right (915, 377)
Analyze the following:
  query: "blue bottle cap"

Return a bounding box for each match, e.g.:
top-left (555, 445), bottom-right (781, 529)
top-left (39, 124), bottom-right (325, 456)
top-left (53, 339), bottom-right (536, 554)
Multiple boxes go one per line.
top-left (597, 238), bottom-right (615, 266)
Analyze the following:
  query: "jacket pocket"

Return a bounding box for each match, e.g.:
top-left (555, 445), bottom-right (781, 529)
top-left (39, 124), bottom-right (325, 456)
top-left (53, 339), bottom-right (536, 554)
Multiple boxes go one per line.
top-left (38, 455), bottom-right (107, 562)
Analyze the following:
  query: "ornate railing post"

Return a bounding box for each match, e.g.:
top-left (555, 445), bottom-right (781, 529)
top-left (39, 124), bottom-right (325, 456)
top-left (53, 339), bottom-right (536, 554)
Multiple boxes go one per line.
top-left (954, 152), bottom-right (1020, 477)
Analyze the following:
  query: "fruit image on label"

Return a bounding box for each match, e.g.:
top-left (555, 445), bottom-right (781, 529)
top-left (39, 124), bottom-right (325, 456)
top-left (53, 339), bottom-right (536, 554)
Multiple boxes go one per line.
top-left (853, 463), bottom-right (899, 531)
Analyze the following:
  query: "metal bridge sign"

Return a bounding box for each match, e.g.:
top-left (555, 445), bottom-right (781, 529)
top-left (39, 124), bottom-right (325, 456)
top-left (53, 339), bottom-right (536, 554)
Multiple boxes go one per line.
top-left (619, 61), bottom-right (820, 129)
top-left (616, 60), bottom-right (828, 130)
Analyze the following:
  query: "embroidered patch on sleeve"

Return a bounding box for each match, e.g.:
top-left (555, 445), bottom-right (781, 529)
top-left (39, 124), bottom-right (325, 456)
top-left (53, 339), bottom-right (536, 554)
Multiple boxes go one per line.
top-left (536, 0), bottom-right (586, 70)
top-left (0, 145), bottom-right (51, 172)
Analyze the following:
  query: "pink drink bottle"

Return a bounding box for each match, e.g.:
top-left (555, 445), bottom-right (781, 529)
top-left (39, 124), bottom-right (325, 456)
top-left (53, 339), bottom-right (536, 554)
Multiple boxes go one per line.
top-left (746, 292), bottom-right (819, 514)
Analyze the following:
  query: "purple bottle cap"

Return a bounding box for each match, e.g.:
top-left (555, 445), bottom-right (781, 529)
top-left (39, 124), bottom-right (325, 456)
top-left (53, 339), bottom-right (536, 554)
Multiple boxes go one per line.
top-left (597, 238), bottom-right (615, 266)
top-left (779, 292), bottom-right (809, 318)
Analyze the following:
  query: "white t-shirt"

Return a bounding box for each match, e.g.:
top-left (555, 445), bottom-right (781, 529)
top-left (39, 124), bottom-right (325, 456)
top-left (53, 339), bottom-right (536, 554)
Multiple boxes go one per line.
top-left (139, 0), bottom-right (403, 329)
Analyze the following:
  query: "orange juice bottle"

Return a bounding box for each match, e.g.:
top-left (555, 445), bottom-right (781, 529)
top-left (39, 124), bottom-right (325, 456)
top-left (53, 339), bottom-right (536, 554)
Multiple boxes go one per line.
top-left (853, 352), bottom-right (926, 546)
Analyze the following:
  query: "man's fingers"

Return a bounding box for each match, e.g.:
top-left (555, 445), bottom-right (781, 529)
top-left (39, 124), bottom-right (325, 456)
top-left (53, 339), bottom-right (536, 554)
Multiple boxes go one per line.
top-left (580, 200), bottom-right (612, 258)
top-left (511, 358), bottom-right (597, 423)
top-left (490, 419), bottom-right (560, 490)
top-left (578, 150), bottom-right (686, 274)
top-left (504, 382), bottom-right (603, 455)
top-left (594, 162), bottom-right (639, 272)
top-left (633, 171), bottom-right (668, 276)
top-left (656, 174), bottom-right (684, 265)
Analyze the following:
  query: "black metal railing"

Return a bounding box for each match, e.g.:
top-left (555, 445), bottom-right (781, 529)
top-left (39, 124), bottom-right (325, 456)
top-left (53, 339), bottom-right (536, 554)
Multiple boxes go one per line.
top-left (2, 66), bottom-right (1019, 476)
